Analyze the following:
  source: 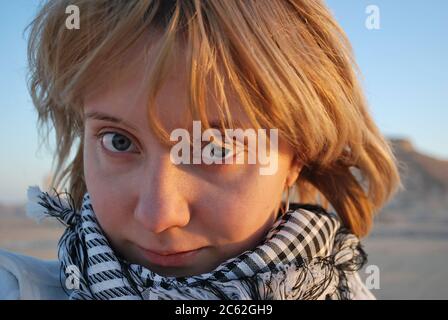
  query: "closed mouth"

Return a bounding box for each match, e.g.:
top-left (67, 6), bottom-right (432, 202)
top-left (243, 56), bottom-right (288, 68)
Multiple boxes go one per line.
top-left (137, 246), bottom-right (205, 267)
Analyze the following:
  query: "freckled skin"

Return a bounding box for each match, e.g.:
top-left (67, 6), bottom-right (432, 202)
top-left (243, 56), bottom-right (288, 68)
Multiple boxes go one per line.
top-left (82, 38), bottom-right (300, 277)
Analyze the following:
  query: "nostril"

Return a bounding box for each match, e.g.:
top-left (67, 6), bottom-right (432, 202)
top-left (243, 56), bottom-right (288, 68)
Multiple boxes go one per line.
top-left (133, 201), bottom-right (191, 234)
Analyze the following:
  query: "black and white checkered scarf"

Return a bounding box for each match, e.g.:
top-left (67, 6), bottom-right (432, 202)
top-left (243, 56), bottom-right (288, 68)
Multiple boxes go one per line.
top-left (26, 185), bottom-right (368, 300)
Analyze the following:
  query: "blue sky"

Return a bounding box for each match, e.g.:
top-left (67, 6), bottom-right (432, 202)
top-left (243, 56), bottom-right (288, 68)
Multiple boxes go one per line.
top-left (0, 0), bottom-right (447, 204)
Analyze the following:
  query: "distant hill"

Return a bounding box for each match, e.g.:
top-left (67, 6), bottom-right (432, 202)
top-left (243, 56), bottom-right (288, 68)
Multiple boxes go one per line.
top-left (380, 138), bottom-right (448, 223)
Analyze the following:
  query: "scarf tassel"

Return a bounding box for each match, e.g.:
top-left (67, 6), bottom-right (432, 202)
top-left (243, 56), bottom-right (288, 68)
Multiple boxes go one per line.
top-left (26, 185), bottom-right (79, 227)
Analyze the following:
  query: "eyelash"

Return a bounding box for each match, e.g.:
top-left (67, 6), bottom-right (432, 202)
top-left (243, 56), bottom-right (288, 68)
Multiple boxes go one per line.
top-left (201, 141), bottom-right (235, 161)
top-left (95, 130), bottom-right (140, 155)
top-left (95, 130), bottom-right (246, 162)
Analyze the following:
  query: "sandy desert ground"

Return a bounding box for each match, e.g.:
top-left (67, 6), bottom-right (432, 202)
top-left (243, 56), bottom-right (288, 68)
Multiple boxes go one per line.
top-left (1, 211), bottom-right (447, 299)
top-left (359, 221), bottom-right (448, 299)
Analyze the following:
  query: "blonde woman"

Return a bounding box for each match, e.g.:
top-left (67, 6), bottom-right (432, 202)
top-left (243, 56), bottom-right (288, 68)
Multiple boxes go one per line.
top-left (0, 0), bottom-right (400, 300)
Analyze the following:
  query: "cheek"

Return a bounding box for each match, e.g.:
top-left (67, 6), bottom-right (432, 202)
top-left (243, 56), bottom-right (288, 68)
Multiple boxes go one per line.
top-left (83, 139), bottom-right (134, 236)
top-left (205, 150), bottom-right (293, 243)
top-left (204, 173), bottom-right (285, 243)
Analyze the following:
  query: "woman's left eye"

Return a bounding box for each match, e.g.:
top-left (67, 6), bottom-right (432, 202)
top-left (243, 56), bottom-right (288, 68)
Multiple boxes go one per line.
top-left (201, 141), bottom-right (241, 162)
top-left (97, 132), bottom-right (138, 154)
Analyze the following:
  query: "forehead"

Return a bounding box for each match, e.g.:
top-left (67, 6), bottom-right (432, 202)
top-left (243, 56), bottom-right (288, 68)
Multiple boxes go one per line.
top-left (83, 32), bottom-right (251, 135)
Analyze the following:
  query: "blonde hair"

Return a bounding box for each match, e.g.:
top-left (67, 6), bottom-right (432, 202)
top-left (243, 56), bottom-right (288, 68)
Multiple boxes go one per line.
top-left (27, 0), bottom-right (401, 237)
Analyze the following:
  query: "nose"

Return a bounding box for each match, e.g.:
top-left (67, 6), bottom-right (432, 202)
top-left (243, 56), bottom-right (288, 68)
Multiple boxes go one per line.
top-left (133, 154), bottom-right (191, 234)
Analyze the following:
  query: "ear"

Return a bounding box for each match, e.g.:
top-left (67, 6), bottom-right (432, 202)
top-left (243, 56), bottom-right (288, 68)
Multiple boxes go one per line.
top-left (285, 156), bottom-right (301, 188)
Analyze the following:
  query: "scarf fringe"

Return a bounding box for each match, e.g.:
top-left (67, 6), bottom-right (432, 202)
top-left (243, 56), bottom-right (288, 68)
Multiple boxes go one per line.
top-left (26, 185), bottom-right (79, 226)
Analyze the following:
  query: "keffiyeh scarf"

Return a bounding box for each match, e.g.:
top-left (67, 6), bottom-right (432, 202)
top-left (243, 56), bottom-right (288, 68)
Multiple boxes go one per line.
top-left (26, 185), bottom-right (369, 300)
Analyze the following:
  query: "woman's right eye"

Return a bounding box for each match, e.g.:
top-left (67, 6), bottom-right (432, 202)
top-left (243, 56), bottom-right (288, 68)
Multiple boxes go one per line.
top-left (97, 132), bottom-right (138, 154)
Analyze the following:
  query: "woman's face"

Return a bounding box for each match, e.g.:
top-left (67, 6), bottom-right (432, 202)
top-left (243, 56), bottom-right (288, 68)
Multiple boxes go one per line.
top-left (83, 40), bottom-right (300, 277)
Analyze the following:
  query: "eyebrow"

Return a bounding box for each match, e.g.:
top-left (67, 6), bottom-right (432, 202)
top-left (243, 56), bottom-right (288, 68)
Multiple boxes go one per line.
top-left (84, 111), bottom-right (138, 131)
top-left (84, 111), bottom-right (245, 134)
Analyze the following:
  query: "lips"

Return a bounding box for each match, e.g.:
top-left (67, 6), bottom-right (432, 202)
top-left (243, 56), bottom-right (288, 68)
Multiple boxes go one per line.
top-left (138, 246), bottom-right (205, 267)
top-left (147, 248), bottom-right (200, 256)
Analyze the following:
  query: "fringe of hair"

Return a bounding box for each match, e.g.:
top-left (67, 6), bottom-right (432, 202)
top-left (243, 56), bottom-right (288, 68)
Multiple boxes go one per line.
top-left (26, 0), bottom-right (402, 237)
